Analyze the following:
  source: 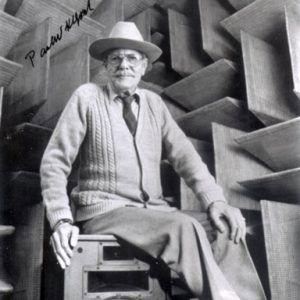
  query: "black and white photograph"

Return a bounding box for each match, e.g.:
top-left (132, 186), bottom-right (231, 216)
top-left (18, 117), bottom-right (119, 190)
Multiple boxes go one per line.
top-left (0, 0), bottom-right (300, 299)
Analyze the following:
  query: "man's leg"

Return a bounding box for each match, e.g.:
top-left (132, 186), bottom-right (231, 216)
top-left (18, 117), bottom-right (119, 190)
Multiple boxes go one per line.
top-left (183, 210), bottom-right (266, 300)
top-left (80, 207), bottom-right (264, 300)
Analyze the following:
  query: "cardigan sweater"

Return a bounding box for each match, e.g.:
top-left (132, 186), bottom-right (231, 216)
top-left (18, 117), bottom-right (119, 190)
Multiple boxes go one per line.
top-left (40, 83), bottom-right (226, 229)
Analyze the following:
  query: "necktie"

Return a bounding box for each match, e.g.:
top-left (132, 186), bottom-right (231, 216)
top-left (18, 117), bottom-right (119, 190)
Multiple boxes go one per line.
top-left (121, 94), bottom-right (138, 136)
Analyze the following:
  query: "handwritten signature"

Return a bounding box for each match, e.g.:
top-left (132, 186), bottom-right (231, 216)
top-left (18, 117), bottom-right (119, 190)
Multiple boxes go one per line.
top-left (24, 0), bottom-right (94, 68)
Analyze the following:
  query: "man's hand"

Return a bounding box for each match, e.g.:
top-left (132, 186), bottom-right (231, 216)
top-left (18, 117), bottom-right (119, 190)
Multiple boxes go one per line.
top-left (208, 201), bottom-right (246, 244)
top-left (50, 223), bottom-right (79, 269)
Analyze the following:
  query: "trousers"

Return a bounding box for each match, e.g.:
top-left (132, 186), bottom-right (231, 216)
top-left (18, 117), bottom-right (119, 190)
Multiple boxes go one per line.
top-left (81, 207), bottom-right (266, 300)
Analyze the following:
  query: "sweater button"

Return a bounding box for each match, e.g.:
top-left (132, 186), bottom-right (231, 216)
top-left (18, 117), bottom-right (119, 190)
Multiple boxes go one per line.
top-left (140, 191), bottom-right (149, 201)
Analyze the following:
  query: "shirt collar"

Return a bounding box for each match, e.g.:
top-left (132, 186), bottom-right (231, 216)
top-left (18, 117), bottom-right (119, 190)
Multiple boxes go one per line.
top-left (107, 82), bottom-right (141, 102)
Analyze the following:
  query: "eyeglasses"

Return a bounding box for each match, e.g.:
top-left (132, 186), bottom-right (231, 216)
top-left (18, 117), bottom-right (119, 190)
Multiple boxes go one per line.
top-left (107, 54), bottom-right (143, 67)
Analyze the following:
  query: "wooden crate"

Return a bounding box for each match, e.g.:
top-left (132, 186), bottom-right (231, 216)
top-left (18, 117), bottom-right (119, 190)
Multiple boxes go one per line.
top-left (241, 31), bottom-right (299, 125)
top-left (221, 0), bottom-right (294, 45)
top-left (31, 35), bottom-right (90, 128)
top-left (198, 0), bottom-right (238, 61)
top-left (285, 2), bottom-right (300, 99)
top-left (239, 167), bottom-right (300, 204)
top-left (177, 97), bottom-right (261, 141)
top-left (261, 200), bottom-right (300, 300)
top-left (16, 0), bottom-right (104, 56)
top-left (168, 8), bottom-right (208, 77)
top-left (164, 59), bottom-right (239, 111)
top-left (213, 123), bottom-right (271, 210)
top-left (235, 117), bottom-right (300, 171)
top-left (0, 10), bottom-right (27, 57)
top-left (4, 18), bottom-right (51, 125)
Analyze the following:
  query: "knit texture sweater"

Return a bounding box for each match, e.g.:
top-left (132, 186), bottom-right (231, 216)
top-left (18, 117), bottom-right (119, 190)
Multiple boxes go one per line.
top-left (40, 83), bottom-right (226, 229)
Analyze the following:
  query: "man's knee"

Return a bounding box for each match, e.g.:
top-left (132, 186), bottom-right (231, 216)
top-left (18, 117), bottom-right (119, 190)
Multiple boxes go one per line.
top-left (168, 212), bottom-right (210, 241)
top-left (169, 212), bottom-right (196, 228)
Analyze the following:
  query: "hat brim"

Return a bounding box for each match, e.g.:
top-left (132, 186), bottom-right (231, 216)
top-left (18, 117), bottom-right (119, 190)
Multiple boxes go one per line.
top-left (89, 38), bottom-right (162, 63)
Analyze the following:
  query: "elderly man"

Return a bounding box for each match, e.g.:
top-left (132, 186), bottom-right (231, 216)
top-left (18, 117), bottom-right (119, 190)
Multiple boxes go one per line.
top-left (40, 22), bottom-right (266, 300)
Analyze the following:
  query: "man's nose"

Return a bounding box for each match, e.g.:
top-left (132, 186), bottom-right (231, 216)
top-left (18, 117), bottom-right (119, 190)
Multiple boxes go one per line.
top-left (118, 57), bottom-right (129, 69)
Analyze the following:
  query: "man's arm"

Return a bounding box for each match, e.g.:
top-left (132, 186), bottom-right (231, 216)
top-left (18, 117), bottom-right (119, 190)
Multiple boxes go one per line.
top-left (160, 100), bottom-right (246, 243)
top-left (40, 85), bottom-right (89, 268)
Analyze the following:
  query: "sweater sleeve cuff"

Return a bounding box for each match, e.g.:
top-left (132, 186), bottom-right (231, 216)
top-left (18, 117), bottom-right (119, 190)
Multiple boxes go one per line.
top-left (196, 190), bottom-right (227, 211)
top-left (47, 208), bottom-right (74, 230)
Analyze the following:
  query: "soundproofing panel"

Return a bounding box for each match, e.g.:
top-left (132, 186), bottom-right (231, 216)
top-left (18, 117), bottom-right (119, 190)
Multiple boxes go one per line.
top-left (239, 167), bottom-right (300, 204)
top-left (164, 59), bottom-right (239, 111)
top-left (0, 56), bottom-right (22, 88)
top-left (261, 200), bottom-right (300, 300)
top-left (198, 0), bottom-right (237, 61)
top-left (221, 0), bottom-right (294, 44)
top-left (177, 97), bottom-right (260, 141)
top-left (5, 19), bottom-right (51, 123)
top-left (241, 31), bottom-right (299, 125)
top-left (168, 8), bottom-right (208, 77)
top-left (213, 123), bottom-right (271, 210)
top-left (0, 10), bottom-right (27, 57)
top-left (31, 36), bottom-right (90, 128)
top-left (286, 2), bottom-right (300, 99)
top-left (236, 117), bottom-right (300, 171)
top-left (16, 0), bottom-right (104, 56)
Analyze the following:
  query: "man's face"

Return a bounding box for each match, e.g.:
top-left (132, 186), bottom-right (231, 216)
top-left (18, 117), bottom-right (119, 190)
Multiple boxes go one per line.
top-left (105, 48), bottom-right (148, 95)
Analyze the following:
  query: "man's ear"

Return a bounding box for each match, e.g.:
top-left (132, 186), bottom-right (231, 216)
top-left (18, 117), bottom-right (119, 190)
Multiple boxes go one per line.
top-left (141, 58), bottom-right (149, 75)
top-left (103, 59), bottom-right (108, 69)
top-left (145, 62), bottom-right (152, 74)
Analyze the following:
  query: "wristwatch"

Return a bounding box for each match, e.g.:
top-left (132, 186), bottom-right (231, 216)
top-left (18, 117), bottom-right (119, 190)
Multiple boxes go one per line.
top-left (53, 218), bottom-right (73, 232)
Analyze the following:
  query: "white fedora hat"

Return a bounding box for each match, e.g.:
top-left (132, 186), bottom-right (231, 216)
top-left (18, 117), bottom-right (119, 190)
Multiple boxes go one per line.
top-left (89, 21), bottom-right (162, 63)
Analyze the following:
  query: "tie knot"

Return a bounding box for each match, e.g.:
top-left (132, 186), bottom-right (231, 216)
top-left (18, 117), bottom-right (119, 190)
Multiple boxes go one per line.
top-left (120, 94), bottom-right (137, 106)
